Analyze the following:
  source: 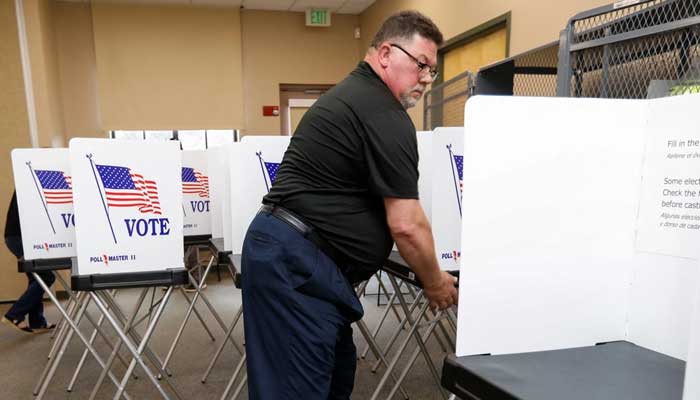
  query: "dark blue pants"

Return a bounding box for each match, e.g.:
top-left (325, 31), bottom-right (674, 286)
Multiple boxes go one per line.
top-left (5, 236), bottom-right (55, 329)
top-left (241, 212), bottom-right (364, 400)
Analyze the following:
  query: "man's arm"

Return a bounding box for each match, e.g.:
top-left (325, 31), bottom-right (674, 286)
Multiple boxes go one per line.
top-left (384, 197), bottom-right (458, 310)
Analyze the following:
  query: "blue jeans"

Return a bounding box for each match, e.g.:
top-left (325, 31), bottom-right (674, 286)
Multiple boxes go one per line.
top-left (5, 236), bottom-right (55, 328)
top-left (241, 212), bottom-right (364, 400)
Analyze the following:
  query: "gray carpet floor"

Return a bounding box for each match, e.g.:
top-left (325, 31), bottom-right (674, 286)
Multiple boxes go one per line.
top-left (0, 270), bottom-right (455, 399)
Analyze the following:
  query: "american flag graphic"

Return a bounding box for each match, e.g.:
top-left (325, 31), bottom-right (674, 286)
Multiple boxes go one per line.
top-left (95, 164), bottom-right (162, 215)
top-left (453, 154), bottom-right (464, 193)
top-left (182, 167), bottom-right (209, 198)
top-left (256, 151), bottom-right (281, 193)
top-left (35, 170), bottom-right (73, 204)
top-left (264, 161), bottom-right (280, 185)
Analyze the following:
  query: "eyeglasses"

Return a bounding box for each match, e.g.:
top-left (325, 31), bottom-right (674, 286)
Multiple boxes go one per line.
top-left (390, 43), bottom-right (439, 80)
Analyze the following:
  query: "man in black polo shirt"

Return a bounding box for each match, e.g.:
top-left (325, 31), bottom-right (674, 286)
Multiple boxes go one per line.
top-left (241, 10), bottom-right (458, 399)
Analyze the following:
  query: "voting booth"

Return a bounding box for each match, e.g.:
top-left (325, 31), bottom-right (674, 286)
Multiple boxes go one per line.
top-left (11, 148), bottom-right (76, 261)
top-left (431, 127), bottom-right (464, 271)
top-left (443, 95), bottom-right (700, 400)
top-left (229, 135), bottom-right (290, 254)
top-left (25, 139), bottom-right (188, 400)
top-left (182, 150), bottom-right (211, 237)
top-left (69, 138), bottom-right (184, 283)
top-left (10, 148), bottom-right (79, 397)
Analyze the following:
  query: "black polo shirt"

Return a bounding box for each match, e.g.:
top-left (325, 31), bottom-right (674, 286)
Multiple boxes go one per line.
top-left (263, 61), bottom-right (419, 283)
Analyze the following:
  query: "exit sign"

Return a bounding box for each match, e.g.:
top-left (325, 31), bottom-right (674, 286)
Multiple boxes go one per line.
top-left (306, 8), bottom-right (331, 27)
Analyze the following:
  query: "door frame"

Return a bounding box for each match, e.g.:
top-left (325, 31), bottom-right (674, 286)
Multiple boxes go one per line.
top-left (287, 98), bottom-right (317, 135)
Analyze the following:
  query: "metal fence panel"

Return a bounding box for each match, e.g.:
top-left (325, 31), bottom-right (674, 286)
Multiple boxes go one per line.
top-left (560, 0), bottom-right (700, 99)
top-left (423, 71), bottom-right (473, 130)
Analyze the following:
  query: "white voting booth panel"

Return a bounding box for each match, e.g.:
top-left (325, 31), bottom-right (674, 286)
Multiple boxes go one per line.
top-left (11, 148), bottom-right (76, 260)
top-left (417, 131), bottom-right (433, 222)
top-left (431, 127), bottom-right (464, 271)
top-left (221, 143), bottom-right (235, 251)
top-left (455, 95), bottom-right (700, 361)
top-left (637, 95), bottom-right (700, 259)
top-left (69, 138), bottom-right (183, 275)
top-left (392, 131), bottom-right (433, 252)
top-left (630, 94), bottom-right (700, 359)
top-left (229, 136), bottom-right (290, 254)
top-left (684, 285), bottom-right (700, 400)
top-left (456, 97), bottom-right (641, 356)
top-left (182, 150), bottom-right (211, 236)
top-left (208, 145), bottom-right (232, 241)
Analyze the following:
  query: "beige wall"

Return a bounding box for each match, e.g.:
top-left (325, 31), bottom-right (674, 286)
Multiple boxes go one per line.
top-left (241, 10), bottom-right (361, 135)
top-left (0, 0), bottom-right (33, 301)
top-left (49, 5), bottom-right (361, 136)
top-left (91, 2), bottom-right (244, 130)
top-left (359, 0), bottom-right (611, 129)
top-left (53, 2), bottom-right (101, 139)
top-left (24, 0), bottom-right (65, 146)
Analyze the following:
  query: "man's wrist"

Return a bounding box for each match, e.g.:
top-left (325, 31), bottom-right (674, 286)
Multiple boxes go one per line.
top-left (422, 270), bottom-right (443, 290)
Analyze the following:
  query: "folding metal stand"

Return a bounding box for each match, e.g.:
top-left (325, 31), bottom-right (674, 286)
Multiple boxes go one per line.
top-left (351, 278), bottom-right (411, 400)
top-left (201, 254), bottom-right (244, 382)
top-left (196, 254), bottom-right (248, 400)
top-left (183, 234), bottom-right (216, 284)
top-left (161, 238), bottom-right (243, 375)
top-left (68, 268), bottom-right (189, 399)
top-left (359, 274), bottom-right (416, 360)
top-left (369, 252), bottom-right (458, 400)
top-left (17, 258), bottom-right (134, 399)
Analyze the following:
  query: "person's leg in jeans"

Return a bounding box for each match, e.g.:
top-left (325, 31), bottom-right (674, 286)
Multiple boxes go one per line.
top-left (4, 273), bottom-right (33, 325)
top-left (328, 323), bottom-right (358, 400)
top-left (27, 271), bottom-right (55, 329)
top-left (3, 236), bottom-right (55, 329)
top-left (5, 272), bottom-right (52, 326)
top-left (241, 213), bottom-right (363, 400)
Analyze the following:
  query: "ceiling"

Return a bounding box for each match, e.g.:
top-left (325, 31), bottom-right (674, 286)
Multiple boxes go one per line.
top-left (58, 0), bottom-right (377, 14)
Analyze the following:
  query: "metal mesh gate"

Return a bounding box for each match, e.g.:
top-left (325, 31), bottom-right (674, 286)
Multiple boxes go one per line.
top-left (423, 70), bottom-right (473, 130)
top-left (558, 0), bottom-right (700, 99)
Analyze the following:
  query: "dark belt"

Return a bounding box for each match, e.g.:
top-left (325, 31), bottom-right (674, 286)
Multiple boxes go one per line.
top-left (258, 204), bottom-right (349, 275)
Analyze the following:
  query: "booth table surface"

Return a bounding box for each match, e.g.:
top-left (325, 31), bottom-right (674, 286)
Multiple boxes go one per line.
top-left (384, 251), bottom-right (421, 287)
top-left (184, 234), bottom-right (212, 247)
top-left (441, 341), bottom-right (685, 400)
top-left (383, 251), bottom-right (459, 288)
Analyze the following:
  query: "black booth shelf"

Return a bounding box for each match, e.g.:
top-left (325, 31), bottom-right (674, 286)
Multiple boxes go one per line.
top-left (18, 257), bottom-right (73, 273)
top-left (442, 341), bottom-right (685, 400)
top-left (71, 268), bottom-right (189, 291)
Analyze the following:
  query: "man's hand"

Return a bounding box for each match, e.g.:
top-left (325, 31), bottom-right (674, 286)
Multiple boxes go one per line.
top-left (423, 271), bottom-right (458, 311)
top-left (384, 197), bottom-right (458, 311)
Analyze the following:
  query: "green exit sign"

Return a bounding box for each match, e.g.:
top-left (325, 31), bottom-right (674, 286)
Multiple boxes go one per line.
top-left (306, 8), bottom-right (331, 27)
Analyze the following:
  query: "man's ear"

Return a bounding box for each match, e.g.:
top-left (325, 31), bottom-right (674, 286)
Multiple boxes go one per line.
top-left (377, 42), bottom-right (392, 69)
